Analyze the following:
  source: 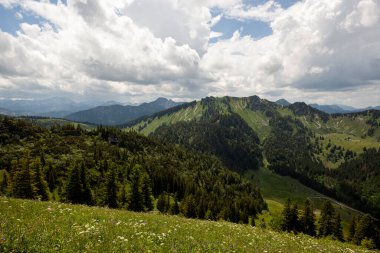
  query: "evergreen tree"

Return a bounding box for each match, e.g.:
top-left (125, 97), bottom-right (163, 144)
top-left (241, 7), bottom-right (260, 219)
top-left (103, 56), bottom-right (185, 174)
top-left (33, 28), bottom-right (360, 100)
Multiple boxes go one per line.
top-left (281, 198), bottom-right (293, 232)
top-left (0, 171), bottom-right (10, 195)
top-left (106, 166), bottom-right (118, 208)
top-left (140, 173), bottom-right (153, 211)
top-left (47, 164), bottom-right (57, 191)
top-left (32, 158), bottom-right (49, 201)
top-left (128, 165), bottom-right (143, 211)
top-left (65, 165), bottom-right (82, 204)
top-left (353, 214), bottom-right (376, 246)
top-left (181, 194), bottom-right (196, 218)
top-left (347, 215), bottom-right (357, 242)
top-left (333, 213), bottom-right (344, 241)
top-left (80, 163), bottom-right (93, 205)
top-left (169, 193), bottom-right (180, 215)
top-left (318, 201), bottom-right (335, 237)
top-left (300, 199), bottom-right (316, 236)
top-left (12, 156), bottom-right (36, 199)
top-left (290, 202), bottom-right (299, 233)
top-left (157, 193), bottom-right (168, 213)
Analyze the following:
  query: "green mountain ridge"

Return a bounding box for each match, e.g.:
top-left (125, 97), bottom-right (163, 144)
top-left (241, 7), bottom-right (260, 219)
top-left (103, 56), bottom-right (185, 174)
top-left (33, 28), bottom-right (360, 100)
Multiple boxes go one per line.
top-left (126, 95), bottom-right (380, 219)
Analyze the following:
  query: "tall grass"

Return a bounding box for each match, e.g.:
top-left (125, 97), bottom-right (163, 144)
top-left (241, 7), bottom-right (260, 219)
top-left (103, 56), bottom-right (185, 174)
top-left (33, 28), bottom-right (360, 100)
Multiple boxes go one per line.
top-left (0, 197), bottom-right (374, 252)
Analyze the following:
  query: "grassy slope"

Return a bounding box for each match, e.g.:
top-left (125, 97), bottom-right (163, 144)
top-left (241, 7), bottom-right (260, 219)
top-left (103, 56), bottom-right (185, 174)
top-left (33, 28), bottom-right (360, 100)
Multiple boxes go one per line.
top-left (247, 167), bottom-right (364, 236)
top-left (129, 102), bottom-right (204, 135)
top-left (0, 197), bottom-right (374, 253)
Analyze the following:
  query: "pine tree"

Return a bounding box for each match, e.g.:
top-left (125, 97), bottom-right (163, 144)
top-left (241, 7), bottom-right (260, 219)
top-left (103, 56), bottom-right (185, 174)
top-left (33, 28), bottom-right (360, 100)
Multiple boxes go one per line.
top-left (140, 173), bottom-right (153, 211)
top-left (318, 201), bottom-right (335, 237)
top-left (65, 165), bottom-right (82, 204)
top-left (181, 194), bottom-right (196, 218)
top-left (32, 158), bottom-right (49, 201)
top-left (301, 199), bottom-right (316, 236)
top-left (169, 195), bottom-right (180, 215)
top-left (128, 165), bottom-right (143, 211)
top-left (47, 164), bottom-right (57, 191)
top-left (290, 203), bottom-right (299, 233)
top-left (333, 213), bottom-right (344, 241)
top-left (12, 156), bottom-right (36, 199)
top-left (80, 163), bottom-right (93, 205)
top-left (157, 193), bottom-right (168, 213)
top-left (281, 198), bottom-right (293, 232)
top-left (347, 215), bottom-right (357, 242)
top-left (353, 214), bottom-right (375, 246)
top-left (0, 171), bottom-right (10, 195)
top-left (106, 166), bottom-right (118, 208)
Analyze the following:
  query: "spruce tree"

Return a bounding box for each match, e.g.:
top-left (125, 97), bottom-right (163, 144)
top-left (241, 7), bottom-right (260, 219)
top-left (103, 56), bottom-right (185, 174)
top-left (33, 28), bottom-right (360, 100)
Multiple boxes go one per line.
top-left (80, 163), bottom-right (93, 205)
top-left (157, 193), bottom-right (167, 213)
top-left (140, 173), bottom-right (153, 211)
top-left (106, 166), bottom-right (118, 208)
top-left (333, 213), bottom-right (344, 241)
top-left (181, 194), bottom-right (196, 218)
top-left (301, 199), bottom-right (316, 236)
top-left (347, 215), bottom-right (357, 242)
top-left (290, 203), bottom-right (299, 233)
top-left (281, 198), bottom-right (293, 232)
top-left (169, 194), bottom-right (180, 215)
top-left (65, 165), bottom-right (82, 204)
top-left (0, 171), bottom-right (9, 195)
top-left (47, 164), bottom-right (57, 191)
top-left (12, 156), bottom-right (36, 199)
top-left (353, 214), bottom-right (375, 246)
top-left (318, 201), bottom-right (335, 237)
top-left (128, 165), bottom-right (143, 211)
top-left (32, 159), bottom-right (49, 201)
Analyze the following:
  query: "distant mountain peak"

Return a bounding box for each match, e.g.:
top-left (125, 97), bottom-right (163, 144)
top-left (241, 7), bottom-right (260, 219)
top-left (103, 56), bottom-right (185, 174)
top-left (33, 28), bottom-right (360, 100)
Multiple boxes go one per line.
top-left (155, 97), bottom-right (170, 102)
top-left (276, 99), bottom-right (291, 106)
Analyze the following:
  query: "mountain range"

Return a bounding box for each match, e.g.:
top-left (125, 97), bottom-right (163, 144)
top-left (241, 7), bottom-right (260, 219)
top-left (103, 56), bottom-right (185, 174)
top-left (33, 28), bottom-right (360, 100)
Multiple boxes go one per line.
top-left (0, 97), bottom-right (93, 117)
top-left (276, 99), bottom-right (380, 114)
top-left (64, 97), bottom-right (183, 125)
top-left (125, 95), bottom-right (380, 218)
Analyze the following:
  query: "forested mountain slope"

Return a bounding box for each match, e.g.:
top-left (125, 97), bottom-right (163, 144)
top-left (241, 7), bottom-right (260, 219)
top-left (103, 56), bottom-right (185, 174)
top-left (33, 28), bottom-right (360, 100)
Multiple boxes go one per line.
top-left (0, 116), bottom-right (266, 224)
top-left (127, 95), bottom-right (380, 218)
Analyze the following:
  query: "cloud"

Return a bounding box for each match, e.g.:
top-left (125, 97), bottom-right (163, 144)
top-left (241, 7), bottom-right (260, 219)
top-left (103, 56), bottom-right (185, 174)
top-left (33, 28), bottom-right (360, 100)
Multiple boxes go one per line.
top-left (0, 0), bottom-right (379, 106)
top-left (0, 0), bottom-right (211, 101)
top-left (202, 0), bottom-right (380, 105)
top-left (224, 0), bottom-right (284, 22)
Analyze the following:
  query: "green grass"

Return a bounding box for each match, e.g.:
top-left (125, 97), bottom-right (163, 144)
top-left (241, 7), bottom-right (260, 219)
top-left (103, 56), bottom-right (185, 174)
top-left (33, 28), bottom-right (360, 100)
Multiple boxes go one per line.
top-left (247, 167), bottom-right (364, 235)
top-left (229, 101), bottom-right (271, 141)
top-left (321, 133), bottom-right (380, 154)
top-left (0, 197), bottom-right (374, 253)
top-left (129, 102), bottom-right (204, 135)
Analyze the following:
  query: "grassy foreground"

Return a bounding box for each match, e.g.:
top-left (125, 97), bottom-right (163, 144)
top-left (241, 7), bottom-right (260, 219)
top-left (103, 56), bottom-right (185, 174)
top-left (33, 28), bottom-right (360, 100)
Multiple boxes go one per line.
top-left (0, 197), bottom-right (375, 253)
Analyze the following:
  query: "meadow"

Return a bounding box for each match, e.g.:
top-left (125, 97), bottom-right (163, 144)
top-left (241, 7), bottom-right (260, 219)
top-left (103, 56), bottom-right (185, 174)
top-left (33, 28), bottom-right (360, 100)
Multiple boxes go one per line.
top-left (0, 197), bottom-right (374, 253)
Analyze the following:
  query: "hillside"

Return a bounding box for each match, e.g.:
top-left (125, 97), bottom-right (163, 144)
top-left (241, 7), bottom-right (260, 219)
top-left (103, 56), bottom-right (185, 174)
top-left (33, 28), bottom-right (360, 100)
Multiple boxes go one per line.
top-left (0, 115), bottom-right (266, 224)
top-left (65, 98), bottom-right (183, 125)
top-left (127, 95), bottom-right (380, 218)
top-left (0, 197), bottom-right (374, 253)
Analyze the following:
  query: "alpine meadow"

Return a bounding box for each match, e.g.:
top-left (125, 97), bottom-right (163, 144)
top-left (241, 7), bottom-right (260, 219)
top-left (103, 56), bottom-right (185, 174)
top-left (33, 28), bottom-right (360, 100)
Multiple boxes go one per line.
top-left (1, 0), bottom-right (380, 252)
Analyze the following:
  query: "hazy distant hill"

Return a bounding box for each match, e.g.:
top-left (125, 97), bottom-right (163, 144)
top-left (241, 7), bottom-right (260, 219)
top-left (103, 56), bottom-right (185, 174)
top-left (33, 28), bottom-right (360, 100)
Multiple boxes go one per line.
top-left (0, 97), bottom-right (92, 117)
top-left (275, 99), bottom-right (291, 106)
top-left (65, 97), bottom-right (183, 125)
top-left (309, 103), bottom-right (380, 114)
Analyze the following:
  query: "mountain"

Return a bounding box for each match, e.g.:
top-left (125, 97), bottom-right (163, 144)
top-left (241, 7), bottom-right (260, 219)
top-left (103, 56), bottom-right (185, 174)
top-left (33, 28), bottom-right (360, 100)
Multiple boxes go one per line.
top-left (0, 107), bottom-right (14, 116)
top-left (0, 97), bottom-right (92, 117)
top-left (127, 95), bottom-right (380, 218)
top-left (275, 98), bottom-right (291, 106)
top-left (65, 97), bottom-right (183, 125)
top-left (310, 103), bottom-right (380, 114)
top-left (309, 104), bottom-right (350, 114)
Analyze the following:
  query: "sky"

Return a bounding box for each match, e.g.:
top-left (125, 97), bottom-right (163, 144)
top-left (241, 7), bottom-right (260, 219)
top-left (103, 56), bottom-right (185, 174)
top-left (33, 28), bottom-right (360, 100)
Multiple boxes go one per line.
top-left (0, 0), bottom-right (379, 107)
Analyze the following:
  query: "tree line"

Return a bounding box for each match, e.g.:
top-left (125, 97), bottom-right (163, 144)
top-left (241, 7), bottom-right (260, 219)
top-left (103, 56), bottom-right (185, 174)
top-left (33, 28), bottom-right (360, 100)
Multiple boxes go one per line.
top-left (279, 199), bottom-right (380, 249)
